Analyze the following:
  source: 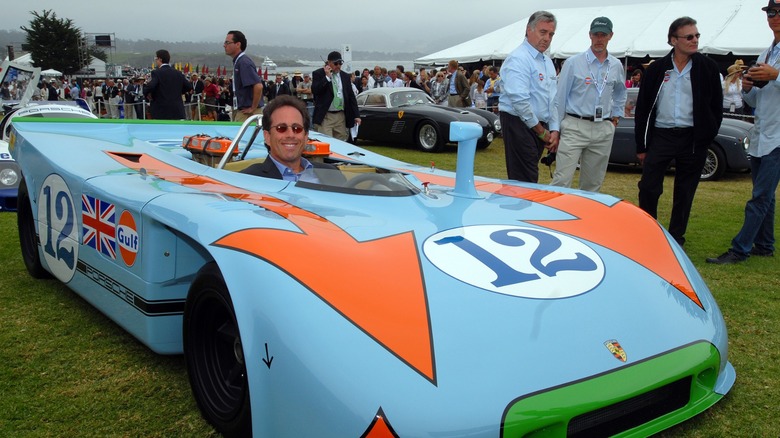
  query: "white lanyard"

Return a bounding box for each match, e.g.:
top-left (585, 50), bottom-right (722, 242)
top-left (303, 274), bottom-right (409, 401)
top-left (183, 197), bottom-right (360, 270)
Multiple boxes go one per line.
top-left (232, 52), bottom-right (245, 108)
top-left (585, 51), bottom-right (610, 98)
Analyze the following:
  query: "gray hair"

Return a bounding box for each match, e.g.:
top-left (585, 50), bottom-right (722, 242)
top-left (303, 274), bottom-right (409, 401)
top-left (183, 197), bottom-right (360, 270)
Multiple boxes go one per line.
top-left (526, 10), bottom-right (557, 35)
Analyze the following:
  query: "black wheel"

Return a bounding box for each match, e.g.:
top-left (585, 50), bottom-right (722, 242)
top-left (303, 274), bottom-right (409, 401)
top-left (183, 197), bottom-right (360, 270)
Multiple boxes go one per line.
top-left (476, 139), bottom-right (491, 150)
top-left (415, 121), bottom-right (443, 152)
top-left (184, 263), bottom-right (251, 437)
top-left (17, 178), bottom-right (51, 279)
top-left (701, 144), bottom-right (726, 181)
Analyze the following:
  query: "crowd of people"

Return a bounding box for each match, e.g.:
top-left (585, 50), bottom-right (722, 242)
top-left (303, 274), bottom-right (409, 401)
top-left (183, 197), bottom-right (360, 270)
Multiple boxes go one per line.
top-left (10, 2), bottom-right (778, 267)
top-left (496, 5), bottom-right (778, 266)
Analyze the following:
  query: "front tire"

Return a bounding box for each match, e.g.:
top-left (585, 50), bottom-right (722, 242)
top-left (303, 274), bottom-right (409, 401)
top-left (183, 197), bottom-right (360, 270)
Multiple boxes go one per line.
top-left (701, 144), bottom-right (726, 181)
top-left (184, 263), bottom-right (251, 437)
top-left (17, 177), bottom-right (51, 279)
top-left (415, 121), bottom-right (443, 152)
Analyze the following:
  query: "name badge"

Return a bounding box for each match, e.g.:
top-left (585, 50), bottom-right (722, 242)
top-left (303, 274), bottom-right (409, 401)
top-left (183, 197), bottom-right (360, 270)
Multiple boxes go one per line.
top-left (594, 106), bottom-right (604, 122)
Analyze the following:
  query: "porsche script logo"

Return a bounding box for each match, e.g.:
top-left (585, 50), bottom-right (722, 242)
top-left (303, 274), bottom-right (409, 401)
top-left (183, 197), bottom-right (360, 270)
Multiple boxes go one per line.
top-left (605, 339), bottom-right (627, 362)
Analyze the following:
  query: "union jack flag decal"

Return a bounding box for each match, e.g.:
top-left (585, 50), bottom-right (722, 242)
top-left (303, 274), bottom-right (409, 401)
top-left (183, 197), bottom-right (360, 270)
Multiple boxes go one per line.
top-left (82, 194), bottom-right (116, 259)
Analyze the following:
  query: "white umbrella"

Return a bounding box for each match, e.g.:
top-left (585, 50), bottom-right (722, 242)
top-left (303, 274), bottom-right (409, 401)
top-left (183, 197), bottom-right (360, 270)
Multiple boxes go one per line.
top-left (40, 69), bottom-right (62, 77)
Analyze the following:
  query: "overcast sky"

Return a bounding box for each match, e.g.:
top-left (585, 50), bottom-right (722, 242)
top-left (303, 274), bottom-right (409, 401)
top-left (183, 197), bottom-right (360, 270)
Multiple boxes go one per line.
top-left (1, 0), bottom-right (669, 54)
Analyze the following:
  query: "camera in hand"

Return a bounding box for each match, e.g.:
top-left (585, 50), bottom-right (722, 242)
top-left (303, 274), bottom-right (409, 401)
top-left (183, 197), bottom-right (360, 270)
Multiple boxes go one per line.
top-left (540, 151), bottom-right (556, 166)
top-left (748, 63), bottom-right (768, 89)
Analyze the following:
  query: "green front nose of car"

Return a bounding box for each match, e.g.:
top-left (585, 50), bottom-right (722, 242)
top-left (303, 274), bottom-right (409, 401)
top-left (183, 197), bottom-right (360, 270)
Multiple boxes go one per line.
top-left (502, 342), bottom-right (724, 437)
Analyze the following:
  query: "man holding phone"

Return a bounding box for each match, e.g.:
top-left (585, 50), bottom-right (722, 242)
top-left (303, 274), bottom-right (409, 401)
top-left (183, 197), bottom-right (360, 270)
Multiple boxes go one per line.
top-left (311, 51), bottom-right (360, 141)
top-left (708, 0), bottom-right (780, 264)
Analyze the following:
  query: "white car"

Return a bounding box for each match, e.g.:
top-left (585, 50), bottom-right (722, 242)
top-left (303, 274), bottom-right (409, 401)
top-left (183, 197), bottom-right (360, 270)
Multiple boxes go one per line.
top-left (0, 60), bottom-right (97, 211)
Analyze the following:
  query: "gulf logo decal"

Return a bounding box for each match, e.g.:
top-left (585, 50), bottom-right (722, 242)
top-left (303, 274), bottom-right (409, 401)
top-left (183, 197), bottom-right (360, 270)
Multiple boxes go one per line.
top-left (584, 76), bottom-right (593, 85)
top-left (424, 225), bottom-right (604, 299)
top-left (117, 210), bottom-right (139, 267)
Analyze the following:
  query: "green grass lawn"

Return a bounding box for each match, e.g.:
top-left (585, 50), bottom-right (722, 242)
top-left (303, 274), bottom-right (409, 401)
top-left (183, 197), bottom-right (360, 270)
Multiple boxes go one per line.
top-left (1, 138), bottom-right (778, 436)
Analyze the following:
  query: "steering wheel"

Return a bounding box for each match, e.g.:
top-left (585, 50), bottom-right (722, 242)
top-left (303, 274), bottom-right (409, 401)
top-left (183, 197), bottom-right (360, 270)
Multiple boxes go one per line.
top-left (344, 173), bottom-right (401, 191)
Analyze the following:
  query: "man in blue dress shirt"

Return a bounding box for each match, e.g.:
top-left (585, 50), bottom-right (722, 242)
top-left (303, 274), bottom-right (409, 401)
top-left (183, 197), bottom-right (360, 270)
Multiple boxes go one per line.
top-left (499, 10), bottom-right (560, 183)
top-left (634, 16), bottom-right (722, 246)
top-left (708, 0), bottom-right (780, 264)
top-left (551, 17), bottom-right (626, 192)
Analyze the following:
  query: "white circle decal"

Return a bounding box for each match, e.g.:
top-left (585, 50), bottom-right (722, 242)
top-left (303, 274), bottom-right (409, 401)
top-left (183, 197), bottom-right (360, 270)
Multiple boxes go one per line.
top-left (37, 174), bottom-right (79, 283)
top-left (423, 225), bottom-right (605, 299)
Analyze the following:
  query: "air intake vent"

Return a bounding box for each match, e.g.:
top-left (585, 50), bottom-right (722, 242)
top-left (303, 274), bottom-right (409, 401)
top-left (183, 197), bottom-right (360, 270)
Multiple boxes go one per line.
top-left (568, 377), bottom-right (691, 437)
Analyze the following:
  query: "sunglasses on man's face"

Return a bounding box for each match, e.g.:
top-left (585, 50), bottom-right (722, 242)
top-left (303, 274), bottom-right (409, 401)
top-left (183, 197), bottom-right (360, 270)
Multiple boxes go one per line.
top-left (674, 33), bottom-right (701, 41)
top-left (768, 9), bottom-right (780, 18)
top-left (270, 123), bottom-right (305, 134)
top-left (331, 60), bottom-right (344, 65)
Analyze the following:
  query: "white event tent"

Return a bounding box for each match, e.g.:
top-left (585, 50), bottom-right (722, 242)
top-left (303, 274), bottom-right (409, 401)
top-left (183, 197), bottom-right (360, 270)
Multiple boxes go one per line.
top-left (415, 0), bottom-right (771, 65)
top-left (3, 53), bottom-right (107, 77)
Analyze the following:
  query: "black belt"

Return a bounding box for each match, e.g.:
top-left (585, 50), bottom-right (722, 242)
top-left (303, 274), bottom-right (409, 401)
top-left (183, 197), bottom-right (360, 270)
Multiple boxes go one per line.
top-left (327, 110), bottom-right (343, 113)
top-left (567, 112), bottom-right (596, 121)
top-left (449, 93), bottom-right (459, 96)
top-left (655, 126), bottom-right (693, 132)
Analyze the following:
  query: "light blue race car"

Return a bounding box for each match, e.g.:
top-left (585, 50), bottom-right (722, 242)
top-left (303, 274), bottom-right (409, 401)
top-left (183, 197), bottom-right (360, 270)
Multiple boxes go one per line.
top-left (9, 115), bottom-right (734, 437)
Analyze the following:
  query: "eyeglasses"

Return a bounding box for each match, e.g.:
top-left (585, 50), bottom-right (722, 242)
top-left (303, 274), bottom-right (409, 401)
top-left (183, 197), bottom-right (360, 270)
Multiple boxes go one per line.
top-left (223, 41), bottom-right (237, 46)
top-left (767, 9), bottom-right (780, 18)
top-left (674, 33), bottom-right (700, 41)
top-left (270, 123), bottom-right (305, 134)
top-left (331, 60), bottom-right (344, 65)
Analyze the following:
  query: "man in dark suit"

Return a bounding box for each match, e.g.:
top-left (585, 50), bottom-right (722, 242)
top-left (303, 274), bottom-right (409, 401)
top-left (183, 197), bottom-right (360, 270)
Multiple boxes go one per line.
top-left (125, 77), bottom-right (145, 120)
top-left (267, 74), bottom-right (292, 101)
top-left (143, 49), bottom-right (192, 120)
top-left (311, 51), bottom-right (360, 141)
top-left (241, 95), bottom-right (342, 184)
top-left (185, 73), bottom-right (205, 120)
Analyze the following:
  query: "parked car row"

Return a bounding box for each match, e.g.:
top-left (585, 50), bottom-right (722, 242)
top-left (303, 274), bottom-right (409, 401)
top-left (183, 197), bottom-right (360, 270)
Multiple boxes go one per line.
top-left (355, 87), bottom-right (753, 181)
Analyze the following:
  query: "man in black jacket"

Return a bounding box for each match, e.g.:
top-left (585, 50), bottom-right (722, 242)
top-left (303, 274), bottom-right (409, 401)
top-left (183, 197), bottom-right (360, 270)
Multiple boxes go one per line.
top-left (634, 16), bottom-right (722, 246)
top-left (311, 51), bottom-right (360, 141)
top-left (143, 49), bottom-right (192, 120)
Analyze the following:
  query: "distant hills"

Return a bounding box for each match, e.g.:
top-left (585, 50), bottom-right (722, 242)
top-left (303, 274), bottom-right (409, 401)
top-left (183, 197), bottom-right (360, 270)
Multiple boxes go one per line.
top-left (0, 29), bottom-right (426, 68)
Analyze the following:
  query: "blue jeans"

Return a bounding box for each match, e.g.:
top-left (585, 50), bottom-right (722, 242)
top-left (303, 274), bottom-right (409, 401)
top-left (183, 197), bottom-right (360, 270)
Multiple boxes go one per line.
top-left (731, 147), bottom-right (780, 256)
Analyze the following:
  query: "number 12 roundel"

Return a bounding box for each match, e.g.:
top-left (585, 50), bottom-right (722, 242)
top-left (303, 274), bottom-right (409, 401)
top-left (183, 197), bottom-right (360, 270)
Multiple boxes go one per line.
top-left (423, 225), bottom-right (605, 299)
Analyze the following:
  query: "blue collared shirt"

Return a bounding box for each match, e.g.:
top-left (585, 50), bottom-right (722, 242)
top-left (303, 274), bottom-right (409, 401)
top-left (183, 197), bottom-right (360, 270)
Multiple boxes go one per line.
top-left (448, 71), bottom-right (457, 94)
top-left (498, 39), bottom-right (560, 131)
top-left (655, 57), bottom-right (694, 128)
top-left (555, 48), bottom-right (627, 121)
top-left (268, 155), bottom-right (317, 182)
top-left (743, 41), bottom-right (780, 157)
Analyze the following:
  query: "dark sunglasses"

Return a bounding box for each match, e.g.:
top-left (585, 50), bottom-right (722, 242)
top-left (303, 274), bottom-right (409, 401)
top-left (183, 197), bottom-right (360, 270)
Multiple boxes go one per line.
top-left (332, 60), bottom-right (344, 65)
top-left (674, 33), bottom-right (700, 41)
top-left (270, 123), bottom-right (305, 134)
top-left (768, 9), bottom-right (780, 18)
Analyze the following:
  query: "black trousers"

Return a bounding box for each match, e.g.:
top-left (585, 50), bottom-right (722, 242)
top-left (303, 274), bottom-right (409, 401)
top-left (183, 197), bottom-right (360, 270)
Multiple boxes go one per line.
top-left (638, 127), bottom-right (708, 245)
top-left (500, 111), bottom-right (545, 183)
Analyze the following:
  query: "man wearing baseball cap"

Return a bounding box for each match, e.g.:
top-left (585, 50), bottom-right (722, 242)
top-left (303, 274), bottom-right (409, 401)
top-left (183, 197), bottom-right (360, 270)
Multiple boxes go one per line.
top-left (551, 16), bottom-right (626, 192)
top-left (311, 51), bottom-right (360, 141)
top-left (708, 0), bottom-right (780, 264)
